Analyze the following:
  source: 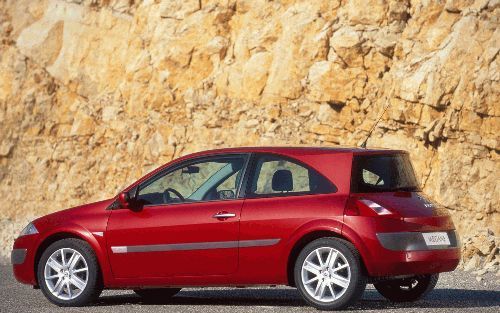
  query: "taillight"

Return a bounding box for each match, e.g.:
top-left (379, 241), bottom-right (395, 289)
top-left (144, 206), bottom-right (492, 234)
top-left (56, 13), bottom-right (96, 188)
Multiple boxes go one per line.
top-left (358, 199), bottom-right (392, 215)
top-left (345, 197), bottom-right (399, 218)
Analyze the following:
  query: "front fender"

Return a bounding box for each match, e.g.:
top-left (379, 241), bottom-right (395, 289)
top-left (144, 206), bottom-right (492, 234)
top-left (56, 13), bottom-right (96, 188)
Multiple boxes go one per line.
top-left (35, 223), bottom-right (112, 286)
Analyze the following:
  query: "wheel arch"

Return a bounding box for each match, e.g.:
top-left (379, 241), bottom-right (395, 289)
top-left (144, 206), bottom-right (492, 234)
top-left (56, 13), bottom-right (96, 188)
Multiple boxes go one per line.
top-left (286, 229), bottom-right (368, 286)
top-left (33, 229), bottom-right (109, 286)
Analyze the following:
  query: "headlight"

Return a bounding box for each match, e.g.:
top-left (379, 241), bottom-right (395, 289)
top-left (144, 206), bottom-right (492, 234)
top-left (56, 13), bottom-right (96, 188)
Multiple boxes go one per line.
top-left (19, 222), bottom-right (39, 237)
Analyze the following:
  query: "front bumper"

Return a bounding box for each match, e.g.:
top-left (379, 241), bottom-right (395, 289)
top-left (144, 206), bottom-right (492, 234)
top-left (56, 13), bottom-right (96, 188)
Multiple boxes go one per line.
top-left (11, 234), bottom-right (39, 286)
top-left (11, 249), bottom-right (27, 265)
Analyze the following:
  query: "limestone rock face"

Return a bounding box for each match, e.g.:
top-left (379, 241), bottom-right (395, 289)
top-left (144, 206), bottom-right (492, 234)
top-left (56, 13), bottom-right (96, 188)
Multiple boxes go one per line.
top-left (0, 0), bottom-right (498, 268)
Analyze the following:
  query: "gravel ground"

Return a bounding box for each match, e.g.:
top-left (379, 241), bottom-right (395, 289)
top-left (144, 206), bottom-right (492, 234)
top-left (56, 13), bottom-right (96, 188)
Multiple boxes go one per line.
top-left (0, 264), bottom-right (498, 313)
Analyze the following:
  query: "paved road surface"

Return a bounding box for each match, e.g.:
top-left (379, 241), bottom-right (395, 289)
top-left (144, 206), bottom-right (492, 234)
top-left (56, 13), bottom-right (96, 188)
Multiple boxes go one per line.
top-left (0, 264), bottom-right (498, 312)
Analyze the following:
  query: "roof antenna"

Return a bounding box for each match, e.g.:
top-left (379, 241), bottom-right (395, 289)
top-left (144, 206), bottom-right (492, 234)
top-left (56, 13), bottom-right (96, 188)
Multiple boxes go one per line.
top-left (360, 99), bottom-right (391, 149)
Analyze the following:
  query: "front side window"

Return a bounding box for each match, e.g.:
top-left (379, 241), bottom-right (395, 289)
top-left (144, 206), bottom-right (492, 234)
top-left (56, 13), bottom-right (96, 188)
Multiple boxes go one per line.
top-left (248, 155), bottom-right (336, 197)
top-left (137, 156), bottom-right (246, 205)
top-left (351, 153), bottom-right (421, 193)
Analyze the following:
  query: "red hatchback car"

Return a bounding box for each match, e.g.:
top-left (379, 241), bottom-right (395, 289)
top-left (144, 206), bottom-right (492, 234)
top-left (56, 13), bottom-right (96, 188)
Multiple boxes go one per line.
top-left (12, 147), bottom-right (460, 310)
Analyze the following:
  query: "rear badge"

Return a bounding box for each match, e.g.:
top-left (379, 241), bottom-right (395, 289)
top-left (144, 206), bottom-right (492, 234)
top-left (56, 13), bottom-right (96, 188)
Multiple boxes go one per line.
top-left (416, 194), bottom-right (435, 208)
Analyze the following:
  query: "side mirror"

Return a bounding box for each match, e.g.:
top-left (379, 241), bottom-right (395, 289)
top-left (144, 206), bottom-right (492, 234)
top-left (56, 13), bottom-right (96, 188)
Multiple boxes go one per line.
top-left (117, 192), bottom-right (131, 208)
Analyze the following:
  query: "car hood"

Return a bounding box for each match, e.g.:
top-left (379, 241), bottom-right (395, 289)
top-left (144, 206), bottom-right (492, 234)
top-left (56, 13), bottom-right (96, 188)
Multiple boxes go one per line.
top-left (34, 199), bottom-right (114, 229)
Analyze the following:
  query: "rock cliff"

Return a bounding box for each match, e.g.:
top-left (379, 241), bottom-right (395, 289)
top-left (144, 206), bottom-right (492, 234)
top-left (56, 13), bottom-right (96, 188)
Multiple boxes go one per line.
top-left (0, 0), bottom-right (498, 273)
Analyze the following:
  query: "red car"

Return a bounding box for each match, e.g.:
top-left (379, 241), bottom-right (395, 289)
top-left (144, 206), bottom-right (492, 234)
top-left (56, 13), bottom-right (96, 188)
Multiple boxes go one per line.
top-left (11, 147), bottom-right (460, 310)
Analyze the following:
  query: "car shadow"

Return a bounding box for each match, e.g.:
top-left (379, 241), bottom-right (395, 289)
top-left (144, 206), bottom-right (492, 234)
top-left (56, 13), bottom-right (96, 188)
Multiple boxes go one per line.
top-left (94, 288), bottom-right (500, 309)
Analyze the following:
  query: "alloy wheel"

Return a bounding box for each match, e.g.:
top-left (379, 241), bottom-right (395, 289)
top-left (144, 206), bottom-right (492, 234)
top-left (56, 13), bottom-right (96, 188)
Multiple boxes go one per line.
top-left (301, 246), bottom-right (351, 303)
top-left (44, 248), bottom-right (89, 300)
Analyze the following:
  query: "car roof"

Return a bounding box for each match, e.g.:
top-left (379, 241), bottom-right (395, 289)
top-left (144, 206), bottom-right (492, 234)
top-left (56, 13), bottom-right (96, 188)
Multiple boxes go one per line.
top-left (182, 146), bottom-right (406, 158)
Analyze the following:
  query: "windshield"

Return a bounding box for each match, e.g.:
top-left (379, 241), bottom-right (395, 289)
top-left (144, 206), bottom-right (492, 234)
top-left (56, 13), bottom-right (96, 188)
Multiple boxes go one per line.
top-left (351, 153), bottom-right (421, 193)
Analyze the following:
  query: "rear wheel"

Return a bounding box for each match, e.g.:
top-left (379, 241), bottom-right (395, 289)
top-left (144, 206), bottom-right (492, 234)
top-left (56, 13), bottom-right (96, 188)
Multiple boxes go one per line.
top-left (37, 238), bottom-right (102, 306)
top-left (134, 288), bottom-right (181, 302)
top-left (294, 238), bottom-right (366, 310)
top-left (374, 274), bottom-right (439, 302)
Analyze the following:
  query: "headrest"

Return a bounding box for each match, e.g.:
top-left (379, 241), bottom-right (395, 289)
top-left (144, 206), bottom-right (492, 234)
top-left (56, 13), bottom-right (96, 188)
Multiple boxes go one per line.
top-left (272, 169), bottom-right (293, 192)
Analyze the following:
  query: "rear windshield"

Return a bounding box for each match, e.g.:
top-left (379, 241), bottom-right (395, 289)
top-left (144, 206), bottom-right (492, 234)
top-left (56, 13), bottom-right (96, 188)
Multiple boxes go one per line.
top-left (351, 153), bottom-right (421, 193)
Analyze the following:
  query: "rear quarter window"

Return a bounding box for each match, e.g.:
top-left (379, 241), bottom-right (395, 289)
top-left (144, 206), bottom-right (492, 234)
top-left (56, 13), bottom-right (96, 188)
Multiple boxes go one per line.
top-left (248, 154), bottom-right (337, 197)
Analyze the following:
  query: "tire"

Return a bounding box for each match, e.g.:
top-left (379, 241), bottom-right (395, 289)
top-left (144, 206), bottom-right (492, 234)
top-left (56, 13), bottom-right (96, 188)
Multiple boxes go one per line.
top-left (134, 288), bottom-right (181, 302)
top-left (37, 238), bottom-right (103, 307)
top-left (374, 274), bottom-right (439, 302)
top-left (294, 237), bottom-right (366, 310)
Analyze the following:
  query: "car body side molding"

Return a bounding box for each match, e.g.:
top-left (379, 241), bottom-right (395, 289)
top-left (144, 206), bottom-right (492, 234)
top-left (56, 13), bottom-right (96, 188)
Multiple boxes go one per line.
top-left (111, 239), bottom-right (281, 254)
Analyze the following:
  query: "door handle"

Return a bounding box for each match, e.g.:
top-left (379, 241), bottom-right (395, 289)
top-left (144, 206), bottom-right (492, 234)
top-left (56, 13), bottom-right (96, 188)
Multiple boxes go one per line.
top-left (213, 212), bottom-right (236, 219)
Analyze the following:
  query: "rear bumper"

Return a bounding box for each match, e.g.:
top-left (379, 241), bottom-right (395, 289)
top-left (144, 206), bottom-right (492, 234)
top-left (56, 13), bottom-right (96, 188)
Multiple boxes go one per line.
top-left (367, 247), bottom-right (460, 277)
top-left (342, 215), bottom-right (461, 278)
top-left (376, 230), bottom-right (459, 251)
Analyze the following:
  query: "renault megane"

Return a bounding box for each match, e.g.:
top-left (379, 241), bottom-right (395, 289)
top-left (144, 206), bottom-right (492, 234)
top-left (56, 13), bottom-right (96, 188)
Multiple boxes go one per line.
top-left (12, 147), bottom-right (460, 310)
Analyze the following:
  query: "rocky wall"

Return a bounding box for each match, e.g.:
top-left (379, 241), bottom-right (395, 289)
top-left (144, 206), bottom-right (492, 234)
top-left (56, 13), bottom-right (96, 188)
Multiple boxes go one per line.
top-left (0, 0), bottom-right (498, 274)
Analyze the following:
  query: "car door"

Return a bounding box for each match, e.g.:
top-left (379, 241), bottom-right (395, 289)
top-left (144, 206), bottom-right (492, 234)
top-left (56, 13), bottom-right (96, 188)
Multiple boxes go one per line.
top-left (106, 154), bottom-right (249, 279)
top-left (237, 153), bottom-right (345, 284)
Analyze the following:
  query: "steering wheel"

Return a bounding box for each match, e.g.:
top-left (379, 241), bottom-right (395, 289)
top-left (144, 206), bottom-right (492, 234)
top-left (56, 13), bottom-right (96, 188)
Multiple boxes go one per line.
top-left (162, 188), bottom-right (185, 204)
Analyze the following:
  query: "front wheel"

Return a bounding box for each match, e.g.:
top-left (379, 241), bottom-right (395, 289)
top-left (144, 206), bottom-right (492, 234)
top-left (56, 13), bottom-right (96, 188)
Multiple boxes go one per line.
top-left (374, 274), bottom-right (439, 302)
top-left (37, 238), bottom-right (102, 306)
top-left (294, 237), bottom-right (366, 310)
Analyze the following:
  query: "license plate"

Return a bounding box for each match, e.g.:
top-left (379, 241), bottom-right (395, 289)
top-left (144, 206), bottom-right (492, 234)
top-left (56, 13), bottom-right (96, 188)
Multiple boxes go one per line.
top-left (422, 232), bottom-right (450, 246)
